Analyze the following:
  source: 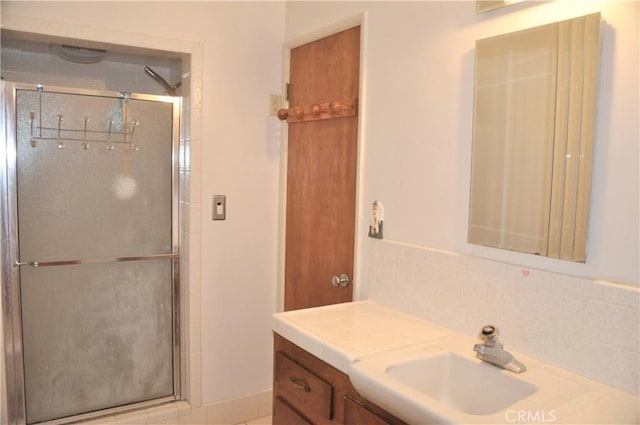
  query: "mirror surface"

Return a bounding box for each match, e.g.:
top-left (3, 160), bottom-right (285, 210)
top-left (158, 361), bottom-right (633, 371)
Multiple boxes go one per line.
top-left (468, 13), bottom-right (600, 262)
top-left (476, 0), bottom-right (523, 15)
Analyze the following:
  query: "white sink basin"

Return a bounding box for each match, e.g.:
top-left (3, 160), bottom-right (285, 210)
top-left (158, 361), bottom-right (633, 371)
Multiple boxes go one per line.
top-left (387, 351), bottom-right (537, 415)
top-left (349, 344), bottom-right (539, 424)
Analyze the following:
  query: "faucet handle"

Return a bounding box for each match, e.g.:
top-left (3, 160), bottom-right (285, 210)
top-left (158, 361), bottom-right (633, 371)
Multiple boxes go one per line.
top-left (478, 325), bottom-right (500, 346)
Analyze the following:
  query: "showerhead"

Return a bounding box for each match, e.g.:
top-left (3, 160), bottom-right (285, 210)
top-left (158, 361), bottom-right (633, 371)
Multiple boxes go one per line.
top-left (144, 66), bottom-right (181, 96)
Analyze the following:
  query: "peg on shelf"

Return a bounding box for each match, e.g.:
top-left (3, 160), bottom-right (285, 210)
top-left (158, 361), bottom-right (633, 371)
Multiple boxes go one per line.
top-left (277, 108), bottom-right (289, 121)
top-left (292, 107), bottom-right (305, 119)
top-left (310, 103), bottom-right (324, 116)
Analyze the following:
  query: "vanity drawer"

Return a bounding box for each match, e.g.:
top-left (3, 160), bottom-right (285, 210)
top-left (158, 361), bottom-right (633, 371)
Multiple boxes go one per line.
top-left (275, 351), bottom-right (334, 421)
top-left (274, 397), bottom-right (312, 425)
top-left (344, 396), bottom-right (392, 425)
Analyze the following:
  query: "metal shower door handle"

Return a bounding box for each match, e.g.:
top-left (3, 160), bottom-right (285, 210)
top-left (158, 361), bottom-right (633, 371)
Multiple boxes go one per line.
top-left (14, 253), bottom-right (177, 268)
top-left (331, 273), bottom-right (350, 288)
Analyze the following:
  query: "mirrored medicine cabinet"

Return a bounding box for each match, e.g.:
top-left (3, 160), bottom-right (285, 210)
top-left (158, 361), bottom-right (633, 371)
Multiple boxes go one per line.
top-left (468, 13), bottom-right (601, 262)
top-left (476, 0), bottom-right (523, 15)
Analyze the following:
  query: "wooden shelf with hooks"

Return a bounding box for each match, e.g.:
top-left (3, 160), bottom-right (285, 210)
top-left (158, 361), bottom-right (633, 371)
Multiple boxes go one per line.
top-left (277, 99), bottom-right (358, 123)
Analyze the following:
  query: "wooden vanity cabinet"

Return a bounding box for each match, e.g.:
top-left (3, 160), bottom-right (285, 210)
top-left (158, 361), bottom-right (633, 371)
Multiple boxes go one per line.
top-left (273, 334), bottom-right (406, 425)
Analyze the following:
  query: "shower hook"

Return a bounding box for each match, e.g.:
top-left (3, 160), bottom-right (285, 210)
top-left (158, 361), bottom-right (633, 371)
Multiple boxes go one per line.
top-left (29, 112), bottom-right (38, 147)
top-left (56, 114), bottom-right (66, 149)
top-left (129, 120), bottom-right (139, 152)
top-left (82, 116), bottom-right (90, 150)
top-left (106, 120), bottom-right (115, 151)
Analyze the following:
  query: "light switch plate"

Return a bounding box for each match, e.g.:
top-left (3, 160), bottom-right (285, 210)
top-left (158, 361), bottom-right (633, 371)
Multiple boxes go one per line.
top-left (213, 195), bottom-right (226, 220)
top-left (269, 94), bottom-right (282, 116)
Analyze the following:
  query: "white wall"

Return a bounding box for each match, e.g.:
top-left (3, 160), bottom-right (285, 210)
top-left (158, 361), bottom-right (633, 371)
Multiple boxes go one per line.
top-left (2, 0), bottom-right (286, 407)
top-left (285, 0), bottom-right (639, 287)
top-left (285, 0), bottom-right (639, 395)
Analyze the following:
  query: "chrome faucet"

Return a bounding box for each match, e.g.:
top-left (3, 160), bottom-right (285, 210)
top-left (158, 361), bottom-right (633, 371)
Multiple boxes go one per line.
top-left (473, 325), bottom-right (526, 373)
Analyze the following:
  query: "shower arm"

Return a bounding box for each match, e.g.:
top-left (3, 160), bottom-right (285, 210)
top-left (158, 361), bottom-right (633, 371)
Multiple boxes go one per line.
top-left (144, 66), bottom-right (181, 96)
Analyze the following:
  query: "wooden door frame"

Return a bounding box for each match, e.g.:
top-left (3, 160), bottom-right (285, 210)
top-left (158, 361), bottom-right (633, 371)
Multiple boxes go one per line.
top-left (277, 13), bottom-right (368, 312)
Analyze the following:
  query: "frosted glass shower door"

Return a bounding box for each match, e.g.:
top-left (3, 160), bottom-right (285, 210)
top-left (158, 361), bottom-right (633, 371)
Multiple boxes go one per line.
top-left (14, 87), bottom-right (179, 424)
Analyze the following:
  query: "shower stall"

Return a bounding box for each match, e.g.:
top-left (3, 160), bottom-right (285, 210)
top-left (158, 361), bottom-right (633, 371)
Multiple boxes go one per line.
top-left (1, 82), bottom-right (181, 424)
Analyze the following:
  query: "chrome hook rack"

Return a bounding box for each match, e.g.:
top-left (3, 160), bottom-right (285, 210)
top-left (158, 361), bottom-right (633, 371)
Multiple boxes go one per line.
top-left (28, 111), bottom-right (141, 152)
top-left (27, 87), bottom-right (141, 152)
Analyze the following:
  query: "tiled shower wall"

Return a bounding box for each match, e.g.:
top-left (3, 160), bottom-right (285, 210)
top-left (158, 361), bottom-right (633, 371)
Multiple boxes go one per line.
top-left (366, 239), bottom-right (640, 396)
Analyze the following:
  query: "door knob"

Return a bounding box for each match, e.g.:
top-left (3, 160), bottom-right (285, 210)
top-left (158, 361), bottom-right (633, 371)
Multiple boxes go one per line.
top-left (331, 273), bottom-right (350, 288)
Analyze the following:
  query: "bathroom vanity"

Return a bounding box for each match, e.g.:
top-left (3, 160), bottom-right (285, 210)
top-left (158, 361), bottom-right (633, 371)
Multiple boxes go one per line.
top-left (272, 301), bottom-right (639, 425)
top-left (273, 334), bottom-right (405, 425)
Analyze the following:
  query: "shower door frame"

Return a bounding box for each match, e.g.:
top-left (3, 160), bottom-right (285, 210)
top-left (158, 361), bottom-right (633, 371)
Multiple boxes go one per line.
top-left (0, 81), bottom-right (182, 425)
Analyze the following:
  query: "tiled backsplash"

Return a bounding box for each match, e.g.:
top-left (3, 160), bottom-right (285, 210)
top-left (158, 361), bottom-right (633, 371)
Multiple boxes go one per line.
top-left (366, 239), bottom-right (640, 396)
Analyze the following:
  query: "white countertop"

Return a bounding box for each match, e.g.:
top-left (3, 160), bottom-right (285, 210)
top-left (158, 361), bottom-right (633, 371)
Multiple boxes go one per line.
top-left (272, 300), bottom-right (450, 373)
top-left (272, 300), bottom-right (639, 424)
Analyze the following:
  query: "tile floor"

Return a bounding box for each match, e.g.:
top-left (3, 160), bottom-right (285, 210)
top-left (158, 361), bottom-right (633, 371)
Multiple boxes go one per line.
top-left (243, 416), bottom-right (271, 425)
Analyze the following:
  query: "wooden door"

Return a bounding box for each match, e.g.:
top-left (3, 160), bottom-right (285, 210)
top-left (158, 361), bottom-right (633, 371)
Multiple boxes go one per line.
top-left (284, 27), bottom-right (360, 311)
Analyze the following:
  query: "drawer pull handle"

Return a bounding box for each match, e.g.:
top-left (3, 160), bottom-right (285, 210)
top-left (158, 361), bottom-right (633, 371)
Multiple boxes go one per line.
top-left (289, 376), bottom-right (311, 392)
